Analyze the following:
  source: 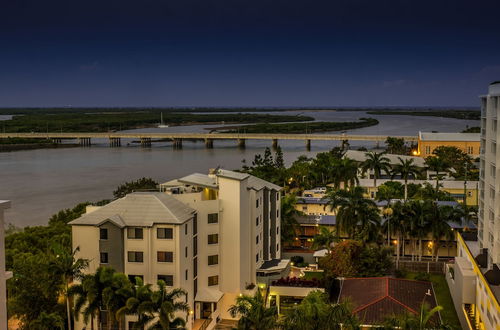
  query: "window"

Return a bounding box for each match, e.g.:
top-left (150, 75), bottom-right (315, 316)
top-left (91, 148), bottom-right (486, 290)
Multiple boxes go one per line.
top-left (256, 235), bottom-right (259, 244)
top-left (277, 194), bottom-right (279, 201)
top-left (99, 228), bottom-right (108, 240)
top-left (193, 214), bottom-right (198, 235)
top-left (128, 275), bottom-right (143, 285)
top-left (468, 146), bottom-right (474, 154)
top-left (425, 146), bottom-right (431, 154)
top-left (157, 251), bottom-right (173, 263)
top-left (468, 191), bottom-right (472, 197)
top-left (256, 217), bottom-right (259, 226)
top-left (185, 269), bottom-right (188, 280)
top-left (302, 206), bottom-right (307, 211)
top-left (185, 246), bottom-right (188, 258)
top-left (100, 252), bottom-right (108, 264)
top-left (277, 243), bottom-right (279, 251)
top-left (277, 210), bottom-right (279, 218)
top-left (157, 228), bottom-right (173, 239)
top-left (256, 199), bottom-right (259, 208)
top-left (256, 253), bottom-right (259, 262)
top-left (208, 275), bottom-right (219, 286)
top-left (208, 213), bottom-right (219, 224)
top-left (158, 275), bottom-right (174, 286)
top-left (128, 251), bottom-right (143, 263)
top-left (193, 236), bottom-right (198, 256)
top-left (208, 234), bottom-right (219, 244)
top-left (127, 227), bottom-right (143, 239)
top-left (194, 257), bottom-right (198, 277)
top-left (208, 255), bottom-right (218, 266)
top-left (277, 227), bottom-right (279, 235)
top-left (185, 223), bottom-right (188, 235)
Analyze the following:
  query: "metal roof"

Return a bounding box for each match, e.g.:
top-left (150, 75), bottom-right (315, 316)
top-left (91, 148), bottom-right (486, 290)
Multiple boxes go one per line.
top-left (69, 192), bottom-right (196, 227)
top-left (418, 131), bottom-right (480, 142)
top-left (178, 173), bottom-right (218, 188)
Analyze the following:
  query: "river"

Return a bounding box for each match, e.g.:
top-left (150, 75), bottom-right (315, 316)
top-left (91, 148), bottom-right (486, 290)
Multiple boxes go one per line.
top-left (0, 110), bottom-right (479, 226)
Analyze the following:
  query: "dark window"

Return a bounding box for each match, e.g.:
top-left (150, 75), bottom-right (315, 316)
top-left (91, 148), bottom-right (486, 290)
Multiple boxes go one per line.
top-left (157, 275), bottom-right (174, 286)
top-left (256, 199), bottom-right (259, 208)
top-left (208, 255), bottom-right (218, 266)
top-left (208, 234), bottom-right (218, 245)
top-left (194, 278), bottom-right (198, 298)
top-left (277, 227), bottom-right (279, 235)
top-left (185, 269), bottom-right (188, 280)
top-left (128, 275), bottom-right (143, 285)
top-left (208, 213), bottom-right (219, 224)
top-left (194, 257), bottom-right (198, 277)
top-left (256, 253), bottom-right (259, 262)
top-left (256, 217), bottom-right (259, 226)
top-left (256, 235), bottom-right (259, 244)
top-left (277, 210), bottom-right (279, 218)
top-left (185, 223), bottom-right (188, 235)
top-left (193, 214), bottom-right (198, 235)
top-left (193, 236), bottom-right (198, 256)
top-left (277, 243), bottom-right (279, 251)
top-left (208, 275), bottom-right (219, 286)
top-left (127, 228), bottom-right (143, 239)
top-left (127, 251), bottom-right (143, 263)
top-left (157, 228), bottom-right (173, 239)
top-left (277, 193), bottom-right (279, 201)
top-left (185, 246), bottom-right (188, 258)
top-left (99, 228), bottom-right (108, 240)
top-left (100, 252), bottom-right (108, 264)
top-left (157, 251), bottom-right (173, 263)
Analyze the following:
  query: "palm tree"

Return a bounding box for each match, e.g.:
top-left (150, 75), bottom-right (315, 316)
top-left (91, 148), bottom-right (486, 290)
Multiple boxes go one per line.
top-left (228, 290), bottom-right (278, 330)
top-left (117, 277), bottom-right (155, 329)
top-left (312, 226), bottom-right (338, 251)
top-left (383, 303), bottom-right (443, 329)
top-left (360, 152), bottom-right (391, 189)
top-left (69, 267), bottom-right (115, 330)
top-left (392, 158), bottom-right (420, 200)
top-left (148, 281), bottom-right (189, 329)
top-left (425, 156), bottom-right (450, 188)
top-left (49, 244), bottom-right (89, 330)
top-left (325, 187), bottom-right (380, 242)
top-left (102, 273), bottom-right (132, 330)
top-left (280, 194), bottom-right (303, 246)
top-left (282, 290), bottom-right (357, 330)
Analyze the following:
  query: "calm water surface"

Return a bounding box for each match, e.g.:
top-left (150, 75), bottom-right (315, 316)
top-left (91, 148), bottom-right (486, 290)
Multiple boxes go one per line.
top-left (0, 111), bottom-right (479, 226)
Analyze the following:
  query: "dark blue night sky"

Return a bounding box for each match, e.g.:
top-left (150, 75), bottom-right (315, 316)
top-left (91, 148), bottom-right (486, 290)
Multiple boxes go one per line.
top-left (1, 0), bottom-right (499, 107)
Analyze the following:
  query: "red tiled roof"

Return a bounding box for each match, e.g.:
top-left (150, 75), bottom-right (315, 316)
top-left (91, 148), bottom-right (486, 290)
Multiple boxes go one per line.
top-left (339, 277), bottom-right (439, 325)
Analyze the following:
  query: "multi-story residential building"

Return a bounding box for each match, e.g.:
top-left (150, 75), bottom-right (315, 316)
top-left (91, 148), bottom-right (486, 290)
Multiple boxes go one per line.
top-left (446, 82), bottom-right (500, 330)
top-left (417, 131), bottom-right (481, 158)
top-left (0, 200), bottom-right (11, 329)
top-left (71, 169), bottom-right (287, 330)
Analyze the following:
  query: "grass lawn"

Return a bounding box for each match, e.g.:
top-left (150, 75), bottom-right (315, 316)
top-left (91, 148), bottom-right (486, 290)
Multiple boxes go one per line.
top-left (303, 271), bottom-right (324, 281)
top-left (405, 272), bottom-right (461, 328)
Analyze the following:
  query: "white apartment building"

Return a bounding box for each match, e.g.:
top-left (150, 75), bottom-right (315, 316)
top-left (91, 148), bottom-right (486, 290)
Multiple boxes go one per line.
top-left (71, 169), bottom-right (288, 330)
top-left (447, 82), bottom-right (500, 330)
top-left (0, 200), bottom-right (11, 330)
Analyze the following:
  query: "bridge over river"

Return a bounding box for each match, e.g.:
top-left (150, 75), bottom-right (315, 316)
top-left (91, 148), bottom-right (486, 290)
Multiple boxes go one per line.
top-left (0, 132), bottom-right (418, 149)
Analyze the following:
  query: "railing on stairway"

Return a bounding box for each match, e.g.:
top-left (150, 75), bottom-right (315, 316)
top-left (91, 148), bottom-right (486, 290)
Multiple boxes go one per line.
top-left (199, 317), bottom-right (212, 330)
top-left (464, 304), bottom-right (478, 330)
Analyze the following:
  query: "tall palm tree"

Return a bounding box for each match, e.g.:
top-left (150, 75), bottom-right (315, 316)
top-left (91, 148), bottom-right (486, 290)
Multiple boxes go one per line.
top-left (282, 290), bottom-right (357, 330)
top-left (312, 226), bottom-right (338, 251)
top-left (425, 156), bottom-right (450, 188)
top-left (392, 158), bottom-right (420, 200)
top-left (326, 187), bottom-right (380, 242)
top-left (228, 290), bottom-right (278, 330)
top-left (117, 277), bottom-right (155, 329)
top-left (102, 273), bottom-right (132, 330)
top-left (360, 152), bottom-right (391, 189)
top-left (69, 267), bottom-right (115, 330)
top-left (148, 281), bottom-right (189, 329)
top-left (280, 194), bottom-right (303, 246)
top-left (49, 244), bottom-right (89, 330)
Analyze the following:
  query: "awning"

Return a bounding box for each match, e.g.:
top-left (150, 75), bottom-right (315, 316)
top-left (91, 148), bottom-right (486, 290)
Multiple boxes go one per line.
top-left (195, 287), bottom-right (224, 302)
top-left (313, 249), bottom-right (328, 258)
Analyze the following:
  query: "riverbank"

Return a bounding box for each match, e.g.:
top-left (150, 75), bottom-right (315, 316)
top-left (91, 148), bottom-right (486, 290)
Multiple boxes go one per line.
top-left (0, 143), bottom-right (80, 152)
top-left (214, 118), bottom-right (379, 134)
top-left (366, 110), bottom-right (480, 120)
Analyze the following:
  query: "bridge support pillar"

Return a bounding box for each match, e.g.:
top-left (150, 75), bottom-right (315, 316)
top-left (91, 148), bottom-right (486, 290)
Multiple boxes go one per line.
top-left (140, 138), bottom-right (151, 147)
top-left (109, 138), bottom-right (121, 147)
top-left (51, 138), bottom-right (62, 144)
top-left (173, 139), bottom-right (182, 149)
top-left (305, 139), bottom-right (311, 151)
top-left (272, 139), bottom-right (278, 149)
top-left (237, 138), bottom-right (246, 148)
top-left (79, 138), bottom-right (91, 147)
top-left (205, 138), bottom-right (214, 149)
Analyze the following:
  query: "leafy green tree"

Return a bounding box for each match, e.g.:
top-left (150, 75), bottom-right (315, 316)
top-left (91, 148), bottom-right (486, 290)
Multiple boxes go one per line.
top-left (30, 312), bottom-right (65, 330)
top-left (424, 156), bottom-right (450, 188)
top-left (282, 290), bottom-right (358, 330)
top-left (391, 158), bottom-right (420, 200)
top-left (432, 146), bottom-right (475, 180)
top-left (360, 152), bottom-right (391, 188)
top-left (228, 290), bottom-right (278, 330)
top-left (113, 177), bottom-right (159, 198)
top-left (385, 137), bottom-right (408, 155)
top-left (242, 147), bottom-right (287, 186)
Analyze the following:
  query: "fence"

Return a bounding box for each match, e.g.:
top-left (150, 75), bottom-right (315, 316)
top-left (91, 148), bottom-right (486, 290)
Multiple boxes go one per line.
top-left (394, 259), bottom-right (447, 274)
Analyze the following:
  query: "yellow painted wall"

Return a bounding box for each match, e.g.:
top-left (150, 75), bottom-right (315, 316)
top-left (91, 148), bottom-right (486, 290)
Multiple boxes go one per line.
top-left (417, 139), bottom-right (480, 157)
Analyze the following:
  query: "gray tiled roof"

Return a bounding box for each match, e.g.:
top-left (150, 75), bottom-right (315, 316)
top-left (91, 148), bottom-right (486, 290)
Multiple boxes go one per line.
top-left (419, 131), bottom-right (480, 142)
top-left (69, 192), bottom-right (196, 227)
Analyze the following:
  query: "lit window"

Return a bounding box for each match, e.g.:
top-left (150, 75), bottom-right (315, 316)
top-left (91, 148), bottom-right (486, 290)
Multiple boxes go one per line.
top-left (157, 251), bottom-right (173, 263)
top-left (208, 275), bottom-right (219, 286)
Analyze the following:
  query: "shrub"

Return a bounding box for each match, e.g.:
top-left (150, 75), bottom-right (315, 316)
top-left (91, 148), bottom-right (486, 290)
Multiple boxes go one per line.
top-left (415, 272), bottom-right (431, 282)
top-left (394, 268), bottom-right (407, 278)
